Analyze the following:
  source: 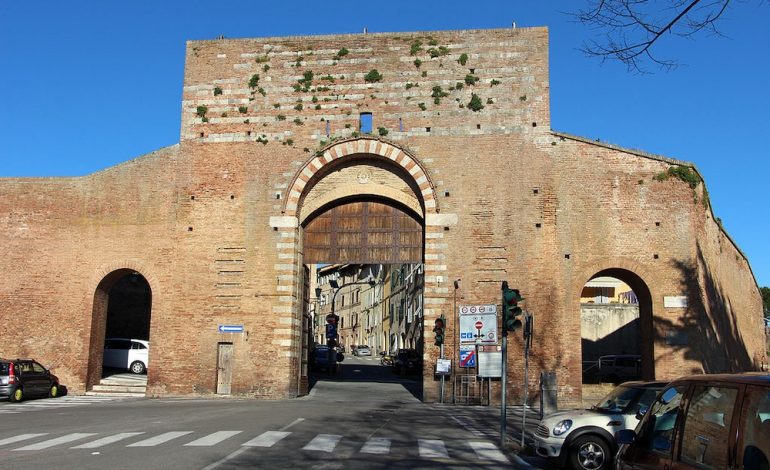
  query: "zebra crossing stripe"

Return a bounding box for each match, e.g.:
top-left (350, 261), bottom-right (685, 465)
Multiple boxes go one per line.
top-left (302, 434), bottom-right (342, 452)
top-left (0, 434), bottom-right (48, 447)
top-left (418, 439), bottom-right (449, 459)
top-left (469, 441), bottom-right (509, 463)
top-left (242, 431), bottom-right (290, 447)
top-left (13, 433), bottom-right (97, 451)
top-left (184, 431), bottom-right (243, 446)
top-left (126, 431), bottom-right (193, 447)
top-left (71, 432), bottom-right (145, 449)
top-left (360, 437), bottom-right (390, 454)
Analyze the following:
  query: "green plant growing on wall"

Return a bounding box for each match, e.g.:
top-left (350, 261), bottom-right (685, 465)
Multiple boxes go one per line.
top-left (468, 93), bottom-right (484, 112)
top-left (196, 105), bottom-right (208, 118)
top-left (345, 123), bottom-right (352, 128)
top-left (458, 53), bottom-right (468, 66)
top-left (490, 79), bottom-right (500, 86)
top-left (418, 102), bottom-right (427, 111)
top-left (364, 69), bottom-right (383, 83)
top-left (333, 48), bottom-right (349, 60)
top-left (258, 87), bottom-right (266, 96)
top-left (221, 112), bottom-right (227, 117)
top-left (410, 40), bottom-right (423, 55)
top-left (294, 103), bottom-right (303, 111)
top-left (276, 114), bottom-right (286, 121)
top-left (654, 165), bottom-right (702, 189)
top-left (427, 46), bottom-right (449, 58)
top-left (405, 82), bottom-right (418, 90)
top-left (351, 131), bottom-right (359, 138)
top-left (378, 127), bottom-right (389, 136)
top-left (428, 38), bottom-right (438, 46)
top-left (294, 56), bottom-right (303, 67)
top-left (263, 64), bottom-right (270, 72)
top-left (285, 138), bottom-right (294, 146)
top-left (321, 75), bottom-right (335, 82)
top-left (213, 87), bottom-right (223, 96)
top-left (486, 98), bottom-right (494, 104)
top-left (465, 74), bottom-right (480, 86)
top-left (255, 55), bottom-right (269, 63)
top-left (238, 106), bottom-right (248, 114)
top-left (454, 82), bottom-right (463, 90)
top-left (413, 58), bottom-right (422, 68)
top-left (431, 85), bottom-right (449, 104)
top-left (519, 95), bottom-right (527, 101)
top-left (316, 86), bottom-right (330, 92)
top-left (421, 71), bottom-right (427, 77)
top-left (248, 74), bottom-right (260, 88)
top-left (273, 103), bottom-right (281, 109)
top-left (294, 117), bottom-right (303, 125)
top-left (256, 135), bottom-right (269, 144)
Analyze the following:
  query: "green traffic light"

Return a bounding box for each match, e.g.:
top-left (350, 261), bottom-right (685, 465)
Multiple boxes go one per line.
top-left (502, 282), bottom-right (524, 332)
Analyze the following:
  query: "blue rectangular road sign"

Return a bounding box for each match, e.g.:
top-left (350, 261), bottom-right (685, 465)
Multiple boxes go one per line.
top-left (218, 324), bottom-right (244, 333)
top-left (460, 346), bottom-right (477, 368)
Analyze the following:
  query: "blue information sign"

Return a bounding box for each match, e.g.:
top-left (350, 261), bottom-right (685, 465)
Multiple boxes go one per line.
top-left (218, 325), bottom-right (244, 333)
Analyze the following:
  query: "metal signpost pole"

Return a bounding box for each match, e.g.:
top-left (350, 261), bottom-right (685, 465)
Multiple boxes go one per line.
top-left (522, 313), bottom-right (529, 447)
top-left (501, 330), bottom-right (507, 448)
top-left (439, 343), bottom-right (445, 403)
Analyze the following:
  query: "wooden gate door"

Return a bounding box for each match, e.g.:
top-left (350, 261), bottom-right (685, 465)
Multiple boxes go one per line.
top-left (216, 342), bottom-right (233, 395)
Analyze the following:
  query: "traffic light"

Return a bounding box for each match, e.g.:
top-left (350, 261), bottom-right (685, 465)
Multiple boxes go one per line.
top-left (433, 316), bottom-right (446, 347)
top-left (502, 281), bottom-right (523, 334)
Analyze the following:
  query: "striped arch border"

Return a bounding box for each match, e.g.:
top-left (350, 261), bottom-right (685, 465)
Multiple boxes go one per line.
top-left (281, 136), bottom-right (440, 217)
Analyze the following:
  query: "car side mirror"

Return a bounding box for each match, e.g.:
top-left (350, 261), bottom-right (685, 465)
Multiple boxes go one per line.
top-left (336, 352), bottom-right (344, 363)
top-left (615, 429), bottom-right (637, 445)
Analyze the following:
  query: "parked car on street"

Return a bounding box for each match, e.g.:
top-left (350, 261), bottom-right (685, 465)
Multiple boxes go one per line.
top-left (615, 373), bottom-right (770, 470)
top-left (0, 358), bottom-right (61, 402)
top-left (393, 348), bottom-right (422, 375)
top-left (533, 380), bottom-right (667, 470)
top-left (352, 345), bottom-right (371, 356)
top-left (103, 338), bottom-right (149, 374)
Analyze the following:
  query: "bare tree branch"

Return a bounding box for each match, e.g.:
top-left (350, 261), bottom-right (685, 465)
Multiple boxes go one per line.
top-left (571, 0), bottom-right (736, 72)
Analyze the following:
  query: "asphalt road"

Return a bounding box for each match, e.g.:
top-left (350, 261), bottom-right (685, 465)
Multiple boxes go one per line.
top-left (0, 355), bottom-right (550, 469)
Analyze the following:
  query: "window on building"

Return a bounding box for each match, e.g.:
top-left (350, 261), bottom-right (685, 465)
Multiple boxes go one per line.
top-left (360, 112), bottom-right (373, 134)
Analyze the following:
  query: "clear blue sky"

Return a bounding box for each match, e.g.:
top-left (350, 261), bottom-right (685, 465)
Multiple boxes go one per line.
top-left (1, 1), bottom-right (768, 287)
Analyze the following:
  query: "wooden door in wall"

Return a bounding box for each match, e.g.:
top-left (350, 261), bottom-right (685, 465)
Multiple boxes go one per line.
top-left (216, 342), bottom-right (233, 395)
top-left (303, 200), bottom-right (422, 264)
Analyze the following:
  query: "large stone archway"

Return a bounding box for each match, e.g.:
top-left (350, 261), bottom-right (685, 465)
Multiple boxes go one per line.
top-left (270, 137), bottom-right (457, 400)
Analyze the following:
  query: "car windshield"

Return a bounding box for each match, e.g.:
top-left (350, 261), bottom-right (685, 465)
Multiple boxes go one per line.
top-left (593, 385), bottom-right (642, 413)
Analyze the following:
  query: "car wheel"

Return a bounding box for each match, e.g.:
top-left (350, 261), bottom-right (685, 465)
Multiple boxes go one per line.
top-left (130, 361), bottom-right (146, 374)
top-left (569, 435), bottom-right (611, 470)
top-left (49, 384), bottom-right (59, 398)
top-left (10, 387), bottom-right (23, 403)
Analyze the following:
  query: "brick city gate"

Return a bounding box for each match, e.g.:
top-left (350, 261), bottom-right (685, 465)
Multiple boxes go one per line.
top-left (0, 27), bottom-right (764, 404)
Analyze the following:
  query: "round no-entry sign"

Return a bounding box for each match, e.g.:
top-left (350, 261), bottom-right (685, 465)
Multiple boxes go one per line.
top-left (475, 321), bottom-right (483, 330)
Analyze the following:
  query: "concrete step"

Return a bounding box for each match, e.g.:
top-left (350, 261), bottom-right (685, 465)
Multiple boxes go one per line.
top-left (90, 384), bottom-right (146, 393)
top-left (99, 377), bottom-right (148, 386)
top-left (85, 390), bottom-right (146, 397)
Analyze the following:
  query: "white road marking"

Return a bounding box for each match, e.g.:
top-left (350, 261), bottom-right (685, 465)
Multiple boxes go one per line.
top-left (13, 433), bottom-right (97, 451)
top-left (418, 439), bottom-right (449, 458)
top-left (0, 434), bottom-right (48, 446)
top-left (242, 431), bottom-right (291, 447)
top-left (469, 441), bottom-right (509, 463)
top-left (302, 434), bottom-right (342, 452)
top-left (360, 437), bottom-right (390, 454)
top-left (184, 431), bottom-right (242, 446)
top-left (71, 432), bottom-right (145, 449)
top-left (126, 431), bottom-right (192, 447)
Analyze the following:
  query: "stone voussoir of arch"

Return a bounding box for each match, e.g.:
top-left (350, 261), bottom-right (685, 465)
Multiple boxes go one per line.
top-left (282, 136), bottom-right (439, 217)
